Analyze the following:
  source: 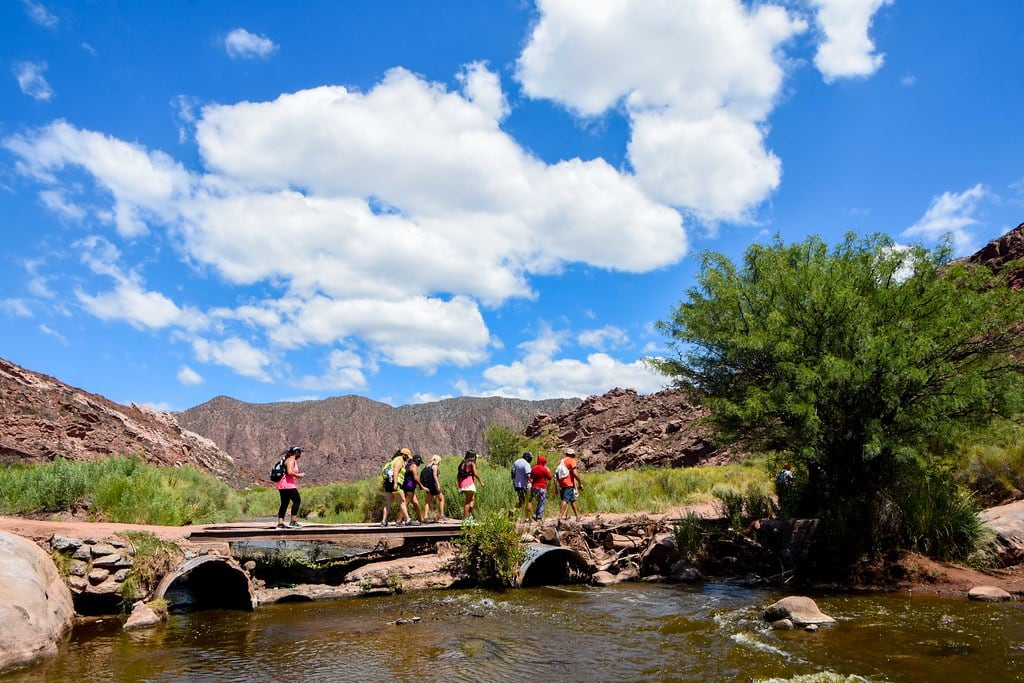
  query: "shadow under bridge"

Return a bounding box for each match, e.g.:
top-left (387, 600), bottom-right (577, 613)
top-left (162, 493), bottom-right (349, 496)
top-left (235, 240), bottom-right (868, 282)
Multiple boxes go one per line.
top-left (154, 555), bottom-right (257, 613)
top-left (518, 543), bottom-right (591, 587)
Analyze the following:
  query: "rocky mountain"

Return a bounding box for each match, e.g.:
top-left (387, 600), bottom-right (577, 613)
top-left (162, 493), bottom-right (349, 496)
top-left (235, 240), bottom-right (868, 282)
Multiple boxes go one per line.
top-left (0, 357), bottom-right (243, 484)
top-left (966, 221), bottom-right (1024, 289)
top-left (177, 394), bottom-right (582, 483)
top-left (526, 387), bottom-right (739, 471)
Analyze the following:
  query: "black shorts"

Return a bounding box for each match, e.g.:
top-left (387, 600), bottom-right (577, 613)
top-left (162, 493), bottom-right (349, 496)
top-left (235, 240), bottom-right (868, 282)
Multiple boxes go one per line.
top-left (384, 480), bottom-right (400, 493)
top-left (425, 485), bottom-right (441, 496)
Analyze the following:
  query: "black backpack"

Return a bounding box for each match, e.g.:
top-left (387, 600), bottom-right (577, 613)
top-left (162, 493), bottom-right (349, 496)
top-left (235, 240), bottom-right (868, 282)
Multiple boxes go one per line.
top-left (270, 457), bottom-right (287, 482)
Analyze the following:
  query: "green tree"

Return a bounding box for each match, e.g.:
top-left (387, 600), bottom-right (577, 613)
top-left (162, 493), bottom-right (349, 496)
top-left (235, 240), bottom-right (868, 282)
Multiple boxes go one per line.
top-left (484, 423), bottom-right (524, 469)
top-left (650, 233), bottom-right (1024, 569)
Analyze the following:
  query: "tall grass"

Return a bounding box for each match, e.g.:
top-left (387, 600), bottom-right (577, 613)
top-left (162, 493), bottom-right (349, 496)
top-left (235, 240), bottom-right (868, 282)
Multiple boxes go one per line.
top-left (954, 416), bottom-right (1024, 507)
top-left (0, 456), bottom-right (241, 525)
top-left (581, 463), bottom-right (771, 515)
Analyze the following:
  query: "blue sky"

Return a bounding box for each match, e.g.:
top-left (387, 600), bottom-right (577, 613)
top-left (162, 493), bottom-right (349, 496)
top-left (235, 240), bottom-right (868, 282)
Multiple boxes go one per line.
top-left (2, 1), bottom-right (1022, 411)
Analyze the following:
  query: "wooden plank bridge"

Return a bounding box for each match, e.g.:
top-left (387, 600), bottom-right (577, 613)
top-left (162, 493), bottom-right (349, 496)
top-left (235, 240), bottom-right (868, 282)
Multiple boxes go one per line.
top-left (187, 520), bottom-right (464, 545)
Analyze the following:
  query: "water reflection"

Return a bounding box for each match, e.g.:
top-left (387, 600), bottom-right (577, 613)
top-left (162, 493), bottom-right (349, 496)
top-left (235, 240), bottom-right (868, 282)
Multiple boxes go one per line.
top-left (3, 584), bottom-right (1021, 682)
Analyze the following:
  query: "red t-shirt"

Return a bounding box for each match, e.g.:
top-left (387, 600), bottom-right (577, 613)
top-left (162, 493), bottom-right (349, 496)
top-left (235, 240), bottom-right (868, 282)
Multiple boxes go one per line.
top-left (530, 465), bottom-right (552, 489)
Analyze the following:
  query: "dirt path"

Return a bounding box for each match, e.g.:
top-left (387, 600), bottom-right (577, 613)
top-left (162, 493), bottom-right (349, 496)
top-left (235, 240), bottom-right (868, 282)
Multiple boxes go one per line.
top-left (0, 515), bottom-right (215, 552)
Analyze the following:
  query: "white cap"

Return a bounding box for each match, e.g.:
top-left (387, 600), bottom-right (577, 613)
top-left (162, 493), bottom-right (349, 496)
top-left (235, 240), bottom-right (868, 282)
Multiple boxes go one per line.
top-left (565, 447), bottom-right (575, 455)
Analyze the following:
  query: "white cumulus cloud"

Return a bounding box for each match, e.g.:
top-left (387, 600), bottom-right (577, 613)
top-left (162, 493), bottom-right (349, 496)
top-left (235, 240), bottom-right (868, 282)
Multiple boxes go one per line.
top-left (516, 0), bottom-right (805, 223)
top-left (224, 28), bottom-right (278, 60)
top-left (474, 325), bottom-right (665, 399)
top-left (903, 184), bottom-right (988, 256)
top-left (810, 0), bottom-right (891, 82)
top-left (2, 64), bottom-right (691, 392)
top-left (192, 336), bottom-right (273, 381)
top-left (177, 365), bottom-right (205, 385)
top-left (14, 61), bottom-right (54, 101)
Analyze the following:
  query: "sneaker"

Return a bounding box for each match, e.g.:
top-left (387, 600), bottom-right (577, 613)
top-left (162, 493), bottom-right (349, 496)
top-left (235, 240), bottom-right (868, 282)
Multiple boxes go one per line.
top-left (407, 519), bottom-right (422, 526)
top-left (438, 516), bottom-right (448, 522)
top-left (380, 520), bottom-right (389, 527)
top-left (288, 521), bottom-right (301, 528)
top-left (276, 522), bottom-right (287, 529)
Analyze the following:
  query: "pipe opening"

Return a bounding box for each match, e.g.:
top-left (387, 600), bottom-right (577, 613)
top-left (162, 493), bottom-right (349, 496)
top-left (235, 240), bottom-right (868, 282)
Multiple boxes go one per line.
top-left (518, 544), bottom-right (591, 587)
top-left (157, 556), bottom-right (255, 613)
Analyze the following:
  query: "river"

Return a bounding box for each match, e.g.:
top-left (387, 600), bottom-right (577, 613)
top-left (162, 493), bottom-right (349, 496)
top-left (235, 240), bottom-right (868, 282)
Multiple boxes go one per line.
top-left (4, 583), bottom-right (1022, 682)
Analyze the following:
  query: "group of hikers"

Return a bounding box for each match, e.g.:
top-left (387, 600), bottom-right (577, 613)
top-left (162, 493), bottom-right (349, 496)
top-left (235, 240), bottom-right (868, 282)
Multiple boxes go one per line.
top-left (380, 446), bottom-right (585, 526)
top-left (380, 447), bottom-right (451, 526)
top-left (272, 443), bottom-right (585, 529)
top-left (508, 448), bottom-right (584, 524)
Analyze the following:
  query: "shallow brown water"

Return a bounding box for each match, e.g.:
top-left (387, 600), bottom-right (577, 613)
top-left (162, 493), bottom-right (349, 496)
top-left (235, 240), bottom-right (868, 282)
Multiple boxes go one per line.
top-left (4, 583), bottom-right (1022, 682)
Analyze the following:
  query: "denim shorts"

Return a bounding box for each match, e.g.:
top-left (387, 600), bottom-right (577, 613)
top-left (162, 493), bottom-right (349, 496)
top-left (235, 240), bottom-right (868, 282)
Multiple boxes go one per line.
top-left (560, 486), bottom-right (578, 503)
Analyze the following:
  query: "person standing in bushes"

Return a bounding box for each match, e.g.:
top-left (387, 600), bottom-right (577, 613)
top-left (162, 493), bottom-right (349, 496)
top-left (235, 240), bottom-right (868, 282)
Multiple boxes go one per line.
top-left (421, 455), bottom-right (447, 522)
top-left (402, 453), bottom-right (428, 525)
top-left (457, 450), bottom-right (484, 521)
top-left (276, 446), bottom-right (305, 529)
top-left (556, 447), bottom-right (584, 523)
top-left (381, 448), bottom-right (411, 527)
top-left (510, 451), bottom-right (533, 520)
top-left (528, 454), bottom-right (553, 522)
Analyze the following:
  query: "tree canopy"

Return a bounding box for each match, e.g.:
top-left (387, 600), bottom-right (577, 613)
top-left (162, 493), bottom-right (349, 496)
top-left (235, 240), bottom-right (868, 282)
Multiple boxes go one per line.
top-left (650, 233), bottom-right (1024, 566)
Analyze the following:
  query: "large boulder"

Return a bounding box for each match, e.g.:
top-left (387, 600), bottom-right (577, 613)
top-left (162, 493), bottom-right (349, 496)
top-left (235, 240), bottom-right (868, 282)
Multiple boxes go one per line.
top-left (980, 500), bottom-right (1024, 566)
top-left (763, 596), bottom-right (836, 628)
top-left (0, 531), bottom-right (75, 672)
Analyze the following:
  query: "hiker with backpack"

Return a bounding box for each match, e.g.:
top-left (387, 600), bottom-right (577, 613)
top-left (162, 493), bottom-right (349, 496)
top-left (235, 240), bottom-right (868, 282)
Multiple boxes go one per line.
top-left (401, 453), bottom-right (428, 526)
top-left (457, 450), bottom-right (484, 521)
top-left (555, 447), bottom-right (584, 523)
top-left (421, 454), bottom-right (448, 522)
top-left (510, 451), bottom-right (533, 521)
top-left (275, 445), bottom-right (305, 529)
top-left (381, 448), bottom-right (412, 527)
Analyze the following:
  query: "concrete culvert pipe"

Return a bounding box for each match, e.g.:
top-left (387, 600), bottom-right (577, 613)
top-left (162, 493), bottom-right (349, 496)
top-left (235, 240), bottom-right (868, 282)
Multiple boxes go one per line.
top-left (154, 556), bottom-right (256, 613)
top-left (518, 543), bottom-right (591, 587)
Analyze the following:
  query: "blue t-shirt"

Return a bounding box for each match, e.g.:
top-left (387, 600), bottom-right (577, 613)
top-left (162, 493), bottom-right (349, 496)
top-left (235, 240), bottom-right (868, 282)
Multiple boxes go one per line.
top-left (512, 457), bottom-right (532, 489)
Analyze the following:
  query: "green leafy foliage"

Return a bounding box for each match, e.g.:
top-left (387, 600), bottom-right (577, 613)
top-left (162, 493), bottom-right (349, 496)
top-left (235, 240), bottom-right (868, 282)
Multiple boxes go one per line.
top-left (452, 511), bottom-right (526, 587)
top-left (483, 424), bottom-right (523, 469)
top-left (651, 233), bottom-right (1024, 567)
top-left (118, 531), bottom-right (180, 602)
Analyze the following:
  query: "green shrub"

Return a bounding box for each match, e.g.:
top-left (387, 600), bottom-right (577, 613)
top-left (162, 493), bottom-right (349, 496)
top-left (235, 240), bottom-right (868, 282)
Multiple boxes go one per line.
top-left (743, 481), bottom-right (776, 520)
top-left (893, 469), bottom-right (987, 563)
top-left (711, 483), bottom-right (744, 529)
top-left (483, 424), bottom-right (522, 469)
top-left (118, 531), bottom-right (180, 602)
top-left (957, 440), bottom-right (1024, 507)
top-left (452, 511), bottom-right (526, 587)
top-left (672, 511), bottom-right (704, 561)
